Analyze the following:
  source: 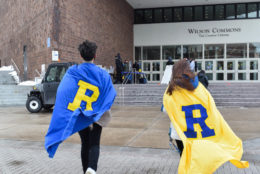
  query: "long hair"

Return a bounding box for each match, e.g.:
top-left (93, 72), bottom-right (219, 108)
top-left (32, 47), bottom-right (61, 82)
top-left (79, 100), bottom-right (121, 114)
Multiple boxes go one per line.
top-left (166, 59), bottom-right (196, 95)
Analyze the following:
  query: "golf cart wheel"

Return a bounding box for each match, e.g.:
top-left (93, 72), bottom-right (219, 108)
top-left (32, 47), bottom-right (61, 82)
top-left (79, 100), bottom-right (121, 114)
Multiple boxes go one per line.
top-left (26, 96), bottom-right (42, 113)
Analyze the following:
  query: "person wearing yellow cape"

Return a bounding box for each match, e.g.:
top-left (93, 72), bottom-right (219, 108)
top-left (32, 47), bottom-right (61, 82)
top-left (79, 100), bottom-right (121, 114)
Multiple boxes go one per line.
top-left (163, 59), bottom-right (249, 174)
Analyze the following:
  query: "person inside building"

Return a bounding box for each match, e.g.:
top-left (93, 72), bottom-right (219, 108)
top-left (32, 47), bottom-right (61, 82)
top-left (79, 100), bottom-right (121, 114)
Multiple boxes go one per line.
top-left (198, 70), bottom-right (209, 88)
top-left (114, 53), bottom-right (124, 84)
top-left (166, 56), bottom-right (174, 65)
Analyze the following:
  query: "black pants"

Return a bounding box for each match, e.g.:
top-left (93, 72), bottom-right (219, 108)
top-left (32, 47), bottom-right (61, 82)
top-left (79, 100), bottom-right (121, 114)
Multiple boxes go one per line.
top-left (176, 140), bottom-right (184, 157)
top-left (78, 123), bottom-right (102, 173)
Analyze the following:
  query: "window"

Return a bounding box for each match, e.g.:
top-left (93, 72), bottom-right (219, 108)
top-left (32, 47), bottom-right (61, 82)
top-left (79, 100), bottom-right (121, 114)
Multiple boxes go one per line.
top-left (204, 44), bottom-right (224, 59)
top-left (227, 73), bottom-right (235, 80)
top-left (135, 10), bottom-right (144, 24)
top-left (174, 8), bottom-right (183, 22)
top-left (249, 43), bottom-right (260, 58)
top-left (259, 3), bottom-right (260, 18)
top-left (143, 46), bottom-right (160, 60)
top-left (144, 9), bottom-right (153, 23)
top-left (226, 4), bottom-right (235, 19)
top-left (204, 6), bottom-right (214, 20)
top-left (217, 73), bottom-right (224, 80)
top-left (206, 73), bottom-right (213, 80)
top-left (163, 45), bottom-right (181, 60)
top-left (183, 45), bottom-right (202, 59)
top-left (215, 5), bottom-right (225, 20)
top-left (217, 61), bottom-right (224, 70)
top-left (238, 73), bottom-right (246, 80)
top-left (46, 66), bottom-right (67, 82)
top-left (236, 4), bottom-right (246, 19)
top-left (250, 60), bottom-right (258, 70)
top-left (226, 43), bottom-right (247, 58)
top-left (194, 6), bottom-right (203, 20)
top-left (250, 73), bottom-right (258, 80)
top-left (184, 7), bottom-right (193, 21)
top-left (248, 4), bottom-right (257, 18)
top-left (135, 47), bottom-right (141, 61)
top-left (164, 8), bottom-right (173, 22)
top-left (154, 9), bottom-right (163, 23)
top-left (238, 61), bottom-right (246, 70)
top-left (227, 61), bottom-right (235, 70)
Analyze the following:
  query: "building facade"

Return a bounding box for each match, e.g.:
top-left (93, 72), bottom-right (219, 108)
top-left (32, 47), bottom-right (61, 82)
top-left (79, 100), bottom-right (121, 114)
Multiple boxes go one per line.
top-left (133, 1), bottom-right (260, 82)
top-left (0, 0), bottom-right (133, 80)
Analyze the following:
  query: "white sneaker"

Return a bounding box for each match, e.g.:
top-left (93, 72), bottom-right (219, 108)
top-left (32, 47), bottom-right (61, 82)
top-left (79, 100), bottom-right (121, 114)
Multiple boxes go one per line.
top-left (85, 167), bottom-right (96, 174)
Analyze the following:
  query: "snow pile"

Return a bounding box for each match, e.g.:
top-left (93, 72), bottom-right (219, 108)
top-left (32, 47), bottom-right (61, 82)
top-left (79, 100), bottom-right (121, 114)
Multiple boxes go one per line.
top-left (0, 65), bottom-right (14, 71)
top-left (9, 71), bottom-right (20, 83)
top-left (18, 81), bottom-right (36, 86)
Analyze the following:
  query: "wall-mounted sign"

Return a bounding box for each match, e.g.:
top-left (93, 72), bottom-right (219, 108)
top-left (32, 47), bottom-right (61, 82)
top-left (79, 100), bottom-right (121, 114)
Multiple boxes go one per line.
top-left (188, 27), bottom-right (241, 38)
top-left (52, 51), bottom-right (59, 61)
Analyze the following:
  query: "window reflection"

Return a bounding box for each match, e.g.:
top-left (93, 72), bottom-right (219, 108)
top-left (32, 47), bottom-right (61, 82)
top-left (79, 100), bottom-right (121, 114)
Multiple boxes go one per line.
top-left (194, 6), bottom-right (203, 20)
top-left (249, 43), bottom-right (260, 58)
top-left (143, 46), bottom-right (160, 60)
top-left (250, 73), bottom-right (258, 80)
top-left (215, 5), bottom-right (225, 20)
top-left (227, 44), bottom-right (247, 58)
top-left (250, 61), bottom-right (258, 70)
top-left (163, 45), bottom-right (181, 60)
top-left (238, 61), bottom-right (246, 70)
top-left (227, 73), bottom-right (235, 80)
top-left (174, 8), bottom-right (183, 21)
top-left (154, 9), bottom-right (163, 23)
top-left (204, 6), bottom-right (214, 20)
top-left (226, 5), bottom-right (235, 19)
top-left (205, 61), bottom-right (213, 71)
top-left (184, 7), bottom-right (193, 21)
top-left (237, 4), bottom-right (246, 19)
top-left (227, 61), bottom-right (235, 70)
top-left (164, 8), bottom-right (173, 22)
top-left (248, 4), bottom-right (257, 18)
top-left (238, 73), bottom-right (246, 80)
top-left (183, 45), bottom-right (202, 59)
top-left (217, 61), bottom-right (224, 70)
top-left (144, 9), bottom-right (153, 23)
top-left (204, 44), bottom-right (224, 59)
top-left (152, 62), bottom-right (160, 71)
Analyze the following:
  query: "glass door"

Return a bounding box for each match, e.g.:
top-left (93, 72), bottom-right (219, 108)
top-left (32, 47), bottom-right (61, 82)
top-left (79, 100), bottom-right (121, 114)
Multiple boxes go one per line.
top-left (142, 61), bottom-right (161, 82)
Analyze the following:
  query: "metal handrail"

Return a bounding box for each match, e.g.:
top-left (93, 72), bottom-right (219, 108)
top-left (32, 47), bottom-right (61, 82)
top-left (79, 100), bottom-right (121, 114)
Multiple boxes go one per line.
top-left (11, 58), bottom-right (20, 75)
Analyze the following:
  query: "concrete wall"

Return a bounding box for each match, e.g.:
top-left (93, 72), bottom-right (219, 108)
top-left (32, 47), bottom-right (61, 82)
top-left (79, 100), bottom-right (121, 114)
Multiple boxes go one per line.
top-left (0, 0), bottom-right (134, 80)
top-left (134, 19), bottom-right (260, 46)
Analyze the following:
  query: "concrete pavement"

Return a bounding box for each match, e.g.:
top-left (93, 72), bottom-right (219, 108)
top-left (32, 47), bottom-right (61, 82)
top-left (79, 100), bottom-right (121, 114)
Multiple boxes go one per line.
top-left (0, 106), bottom-right (260, 173)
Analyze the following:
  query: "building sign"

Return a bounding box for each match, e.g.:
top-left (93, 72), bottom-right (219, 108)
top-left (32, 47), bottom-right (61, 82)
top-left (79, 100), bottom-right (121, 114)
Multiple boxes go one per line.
top-left (52, 51), bottom-right (59, 61)
top-left (188, 27), bottom-right (241, 38)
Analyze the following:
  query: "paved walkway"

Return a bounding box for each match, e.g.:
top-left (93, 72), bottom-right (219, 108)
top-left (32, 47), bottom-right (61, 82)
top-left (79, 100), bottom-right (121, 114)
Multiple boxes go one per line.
top-left (0, 106), bottom-right (260, 173)
top-left (0, 139), bottom-right (259, 174)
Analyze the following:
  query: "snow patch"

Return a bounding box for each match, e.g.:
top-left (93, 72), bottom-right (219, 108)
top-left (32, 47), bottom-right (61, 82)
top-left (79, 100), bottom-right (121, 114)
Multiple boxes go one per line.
top-left (18, 81), bottom-right (36, 86)
top-left (0, 65), bottom-right (14, 71)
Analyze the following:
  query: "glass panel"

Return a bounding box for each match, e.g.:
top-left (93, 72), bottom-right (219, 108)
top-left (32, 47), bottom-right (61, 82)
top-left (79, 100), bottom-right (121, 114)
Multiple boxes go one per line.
top-left (227, 44), bottom-right (247, 58)
top-left (237, 4), bottom-right (246, 19)
top-left (152, 74), bottom-right (160, 81)
top-left (215, 5), bottom-right (225, 20)
top-left (135, 10), bottom-right (143, 23)
top-left (135, 47), bottom-right (141, 61)
top-left (143, 62), bottom-right (150, 71)
top-left (197, 61), bottom-right (202, 71)
top-left (152, 62), bottom-right (160, 71)
top-left (204, 6), bottom-right (214, 20)
top-left (227, 73), bottom-right (235, 80)
top-left (164, 8), bottom-right (173, 22)
top-left (194, 6), bottom-right (203, 20)
top-left (250, 60), bottom-right (258, 70)
top-left (163, 45), bottom-right (181, 60)
top-left (144, 9), bottom-right (153, 23)
top-left (205, 61), bottom-right (213, 71)
top-left (183, 45), bottom-right (202, 59)
top-left (143, 46), bottom-right (160, 60)
top-left (154, 9), bottom-right (163, 23)
top-left (227, 61), bottom-right (235, 70)
top-left (238, 61), bottom-right (246, 70)
top-left (238, 73), bottom-right (246, 80)
top-left (259, 3), bottom-right (260, 18)
top-left (163, 62), bottom-right (167, 70)
top-left (206, 73), bottom-right (213, 80)
top-left (248, 4), bottom-right (257, 18)
top-left (217, 73), bottom-right (224, 80)
top-left (46, 66), bottom-right (66, 82)
top-left (174, 8), bottom-right (183, 22)
top-left (204, 44), bottom-right (224, 59)
top-left (250, 73), bottom-right (258, 80)
top-left (217, 61), bottom-right (224, 70)
top-left (249, 43), bottom-right (260, 58)
top-left (146, 74), bottom-right (151, 81)
top-left (184, 7), bottom-right (193, 21)
top-left (226, 4), bottom-right (235, 19)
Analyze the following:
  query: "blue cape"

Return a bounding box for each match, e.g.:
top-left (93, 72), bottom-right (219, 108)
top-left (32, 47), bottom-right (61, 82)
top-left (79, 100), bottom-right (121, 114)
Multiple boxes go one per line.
top-left (45, 63), bottom-right (116, 158)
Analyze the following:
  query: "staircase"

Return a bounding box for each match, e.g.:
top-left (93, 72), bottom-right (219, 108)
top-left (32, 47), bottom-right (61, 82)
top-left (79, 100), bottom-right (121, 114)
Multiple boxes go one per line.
top-left (114, 83), bottom-right (260, 107)
top-left (0, 70), bottom-right (32, 106)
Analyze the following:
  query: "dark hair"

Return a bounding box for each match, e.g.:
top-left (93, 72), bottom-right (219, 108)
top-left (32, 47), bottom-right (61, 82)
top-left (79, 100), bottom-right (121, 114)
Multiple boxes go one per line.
top-left (166, 59), bottom-right (196, 95)
top-left (78, 40), bottom-right (97, 61)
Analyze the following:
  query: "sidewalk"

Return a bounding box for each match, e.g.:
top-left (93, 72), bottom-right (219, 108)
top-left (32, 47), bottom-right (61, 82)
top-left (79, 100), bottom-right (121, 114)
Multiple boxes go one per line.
top-left (0, 106), bottom-right (260, 173)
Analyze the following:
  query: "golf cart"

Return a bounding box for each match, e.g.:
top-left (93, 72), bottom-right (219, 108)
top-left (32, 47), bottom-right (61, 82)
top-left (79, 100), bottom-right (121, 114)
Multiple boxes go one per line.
top-left (26, 62), bottom-right (76, 113)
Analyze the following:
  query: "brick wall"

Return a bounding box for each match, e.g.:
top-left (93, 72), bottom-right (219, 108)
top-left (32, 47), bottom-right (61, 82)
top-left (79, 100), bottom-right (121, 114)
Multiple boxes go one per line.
top-left (54, 0), bottom-right (134, 68)
top-left (0, 0), bottom-right (133, 80)
top-left (0, 0), bottom-right (53, 80)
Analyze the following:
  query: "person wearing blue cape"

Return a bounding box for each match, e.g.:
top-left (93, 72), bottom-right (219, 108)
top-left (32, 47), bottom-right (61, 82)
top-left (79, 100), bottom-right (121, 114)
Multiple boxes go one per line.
top-left (45, 40), bottom-right (116, 174)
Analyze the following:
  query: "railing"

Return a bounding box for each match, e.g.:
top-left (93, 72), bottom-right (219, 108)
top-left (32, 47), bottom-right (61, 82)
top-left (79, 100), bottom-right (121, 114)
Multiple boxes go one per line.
top-left (11, 58), bottom-right (21, 83)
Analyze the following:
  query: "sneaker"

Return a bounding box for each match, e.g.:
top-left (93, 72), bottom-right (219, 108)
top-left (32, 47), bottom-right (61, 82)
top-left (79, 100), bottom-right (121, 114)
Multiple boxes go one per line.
top-left (85, 167), bottom-right (96, 174)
